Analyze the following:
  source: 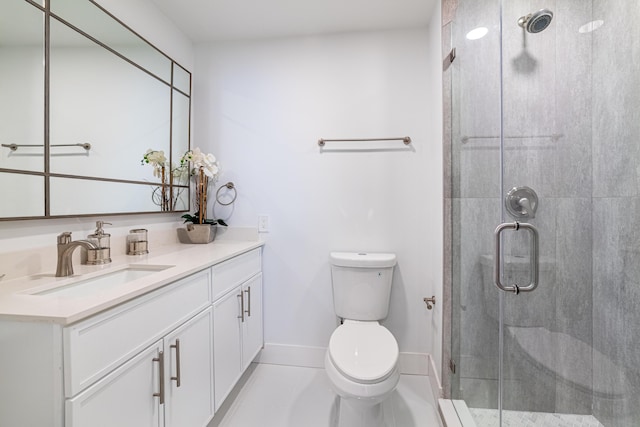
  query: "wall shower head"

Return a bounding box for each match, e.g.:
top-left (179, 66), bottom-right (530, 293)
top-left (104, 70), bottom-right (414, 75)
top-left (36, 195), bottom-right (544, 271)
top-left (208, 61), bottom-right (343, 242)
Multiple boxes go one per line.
top-left (518, 9), bottom-right (554, 33)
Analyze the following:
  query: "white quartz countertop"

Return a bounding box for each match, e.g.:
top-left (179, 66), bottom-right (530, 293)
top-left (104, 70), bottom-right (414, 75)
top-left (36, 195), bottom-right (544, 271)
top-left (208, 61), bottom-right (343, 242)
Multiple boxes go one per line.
top-left (0, 240), bottom-right (264, 325)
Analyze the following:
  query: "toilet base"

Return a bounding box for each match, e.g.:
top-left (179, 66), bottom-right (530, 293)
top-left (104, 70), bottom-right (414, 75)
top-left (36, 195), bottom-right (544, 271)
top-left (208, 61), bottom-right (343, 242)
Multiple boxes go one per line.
top-left (325, 350), bottom-right (399, 427)
top-left (337, 397), bottom-right (386, 427)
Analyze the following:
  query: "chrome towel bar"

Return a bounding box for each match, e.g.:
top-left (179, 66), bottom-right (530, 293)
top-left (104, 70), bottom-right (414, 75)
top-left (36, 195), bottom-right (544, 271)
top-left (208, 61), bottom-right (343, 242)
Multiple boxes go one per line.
top-left (318, 137), bottom-right (411, 147)
top-left (2, 143), bottom-right (92, 151)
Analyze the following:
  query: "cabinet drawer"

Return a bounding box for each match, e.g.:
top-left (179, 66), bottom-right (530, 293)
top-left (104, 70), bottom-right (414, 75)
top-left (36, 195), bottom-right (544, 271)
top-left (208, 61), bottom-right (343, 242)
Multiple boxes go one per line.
top-left (65, 341), bottom-right (163, 427)
top-left (212, 248), bottom-right (261, 300)
top-left (63, 269), bottom-right (211, 397)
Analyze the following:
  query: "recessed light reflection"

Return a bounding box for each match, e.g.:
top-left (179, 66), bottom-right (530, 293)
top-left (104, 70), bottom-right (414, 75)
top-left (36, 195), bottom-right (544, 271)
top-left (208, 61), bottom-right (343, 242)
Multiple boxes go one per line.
top-left (466, 27), bottom-right (489, 40)
top-left (579, 20), bottom-right (604, 33)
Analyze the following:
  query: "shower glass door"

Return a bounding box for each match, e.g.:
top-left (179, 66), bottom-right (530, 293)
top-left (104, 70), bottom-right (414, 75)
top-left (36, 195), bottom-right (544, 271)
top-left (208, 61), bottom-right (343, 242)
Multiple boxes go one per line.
top-left (497, 0), bottom-right (595, 423)
top-left (448, 0), bottom-right (640, 425)
top-left (449, 0), bottom-right (505, 424)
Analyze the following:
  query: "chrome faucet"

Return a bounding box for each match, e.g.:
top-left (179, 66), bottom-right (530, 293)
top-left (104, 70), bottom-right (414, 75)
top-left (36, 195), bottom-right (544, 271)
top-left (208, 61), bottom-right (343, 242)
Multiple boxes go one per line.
top-left (56, 232), bottom-right (98, 277)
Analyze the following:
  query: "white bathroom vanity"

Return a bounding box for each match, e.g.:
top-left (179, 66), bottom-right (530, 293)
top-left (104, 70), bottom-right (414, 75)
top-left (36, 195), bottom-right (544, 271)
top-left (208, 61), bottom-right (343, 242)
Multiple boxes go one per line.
top-left (0, 241), bottom-right (264, 427)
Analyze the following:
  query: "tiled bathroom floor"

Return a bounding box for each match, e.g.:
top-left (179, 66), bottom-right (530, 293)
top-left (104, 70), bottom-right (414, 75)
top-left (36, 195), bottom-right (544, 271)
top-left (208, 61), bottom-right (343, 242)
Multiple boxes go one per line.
top-left (468, 408), bottom-right (604, 427)
top-left (212, 363), bottom-right (442, 427)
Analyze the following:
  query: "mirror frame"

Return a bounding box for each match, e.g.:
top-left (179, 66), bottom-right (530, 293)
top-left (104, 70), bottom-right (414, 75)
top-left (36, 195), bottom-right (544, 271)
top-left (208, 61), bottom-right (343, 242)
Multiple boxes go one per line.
top-left (0, 0), bottom-right (191, 221)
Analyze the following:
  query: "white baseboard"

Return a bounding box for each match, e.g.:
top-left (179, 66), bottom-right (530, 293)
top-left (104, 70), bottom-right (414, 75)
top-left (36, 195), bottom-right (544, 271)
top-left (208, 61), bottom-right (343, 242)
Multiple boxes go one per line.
top-left (255, 343), bottom-right (326, 368)
top-left (255, 343), bottom-right (431, 375)
top-left (428, 353), bottom-right (444, 399)
top-left (399, 352), bottom-right (430, 375)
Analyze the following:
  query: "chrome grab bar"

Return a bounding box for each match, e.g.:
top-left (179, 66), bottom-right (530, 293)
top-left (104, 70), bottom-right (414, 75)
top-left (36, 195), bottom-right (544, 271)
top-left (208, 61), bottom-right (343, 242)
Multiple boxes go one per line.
top-left (494, 222), bottom-right (539, 294)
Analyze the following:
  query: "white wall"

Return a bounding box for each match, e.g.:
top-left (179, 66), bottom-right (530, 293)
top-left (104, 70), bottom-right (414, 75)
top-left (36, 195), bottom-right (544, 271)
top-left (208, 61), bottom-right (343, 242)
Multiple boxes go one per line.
top-left (194, 27), bottom-right (442, 359)
top-left (427, 0), bottom-right (444, 382)
top-left (95, 0), bottom-right (194, 70)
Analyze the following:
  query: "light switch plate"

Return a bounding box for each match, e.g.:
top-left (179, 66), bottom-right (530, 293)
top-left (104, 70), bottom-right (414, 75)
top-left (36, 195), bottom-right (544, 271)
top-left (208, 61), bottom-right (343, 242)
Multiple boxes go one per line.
top-left (258, 215), bottom-right (269, 233)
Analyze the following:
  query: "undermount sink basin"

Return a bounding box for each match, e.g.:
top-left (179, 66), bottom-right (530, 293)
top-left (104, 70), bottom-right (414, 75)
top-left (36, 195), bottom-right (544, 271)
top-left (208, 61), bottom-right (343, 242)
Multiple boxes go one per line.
top-left (26, 264), bottom-right (175, 298)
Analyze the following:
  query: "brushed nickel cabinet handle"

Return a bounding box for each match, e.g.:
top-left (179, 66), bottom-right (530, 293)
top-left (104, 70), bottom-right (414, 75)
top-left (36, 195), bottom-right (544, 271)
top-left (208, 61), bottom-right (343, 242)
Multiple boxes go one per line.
top-left (244, 286), bottom-right (251, 317)
top-left (152, 350), bottom-right (165, 404)
top-left (170, 339), bottom-right (181, 387)
top-left (237, 292), bottom-right (245, 322)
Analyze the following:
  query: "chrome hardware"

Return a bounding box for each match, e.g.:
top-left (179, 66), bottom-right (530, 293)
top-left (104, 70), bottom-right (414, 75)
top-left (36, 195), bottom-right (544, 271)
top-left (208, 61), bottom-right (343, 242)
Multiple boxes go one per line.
top-left (127, 240), bottom-right (149, 255)
top-left (57, 232), bottom-right (72, 245)
top-left (443, 48), bottom-right (456, 71)
top-left (461, 134), bottom-right (563, 144)
top-left (86, 221), bottom-right (112, 265)
top-left (244, 287), bottom-right (251, 317)
top-left (238, 292), bottom-right (245, 322)
top-left (505, 186), bottom-right (538, 219)
top-left (170, 339), bottom-right (181, 387)
top-left (152, 351), bottom-right (165, 404)
top-left (127, 229), bottom-right (149, 255)
top-left (2, 142), bottom-right (91, 152)
top-left (55, 232), bottom-right (98, 277)
top-left (215, 182), bottom-right (238, 206)
top-left (318, 137), bottom-right (411, 147)
top-left (518, 9), bottom-right (554, 34)
top-left (86, 248), bottom-right (111, 265)
top-left (494, 222), bottom-right (540, 294)
top-left (423, 296), bottom-right (436, 310)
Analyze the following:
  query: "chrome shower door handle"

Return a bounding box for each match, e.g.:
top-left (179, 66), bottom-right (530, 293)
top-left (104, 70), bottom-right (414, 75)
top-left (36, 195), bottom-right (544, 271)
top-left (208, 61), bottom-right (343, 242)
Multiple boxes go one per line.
top-left (494, 222), bottom-right (539, 294)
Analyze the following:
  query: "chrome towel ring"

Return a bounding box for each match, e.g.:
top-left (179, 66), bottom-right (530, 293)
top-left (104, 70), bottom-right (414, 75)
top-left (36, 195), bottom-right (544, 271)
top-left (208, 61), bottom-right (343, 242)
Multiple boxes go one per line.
top-left (215, 182), bottom-right (237, 206)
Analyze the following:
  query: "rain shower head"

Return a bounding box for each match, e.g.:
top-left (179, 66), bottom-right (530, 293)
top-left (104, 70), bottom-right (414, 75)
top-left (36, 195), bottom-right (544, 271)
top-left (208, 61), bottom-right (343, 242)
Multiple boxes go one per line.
top-left (518, 9), bottom-right (554, 33)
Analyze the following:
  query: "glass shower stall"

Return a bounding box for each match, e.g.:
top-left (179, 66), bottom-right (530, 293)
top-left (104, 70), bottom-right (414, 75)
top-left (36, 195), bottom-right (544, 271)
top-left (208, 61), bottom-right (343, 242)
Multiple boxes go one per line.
top-left (444, 0), bottom-right (640, 425)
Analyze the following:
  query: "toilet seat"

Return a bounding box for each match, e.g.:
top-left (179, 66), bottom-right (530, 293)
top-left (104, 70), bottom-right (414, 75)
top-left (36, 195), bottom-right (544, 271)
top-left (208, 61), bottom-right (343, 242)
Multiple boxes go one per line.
top-left (328, 320), bottom-right (399, 384)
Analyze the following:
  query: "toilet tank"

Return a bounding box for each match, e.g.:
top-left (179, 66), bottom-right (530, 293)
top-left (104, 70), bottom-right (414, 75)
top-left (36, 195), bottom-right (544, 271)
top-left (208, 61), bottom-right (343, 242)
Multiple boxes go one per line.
top-left (330, 252), bottom-right (397, 321)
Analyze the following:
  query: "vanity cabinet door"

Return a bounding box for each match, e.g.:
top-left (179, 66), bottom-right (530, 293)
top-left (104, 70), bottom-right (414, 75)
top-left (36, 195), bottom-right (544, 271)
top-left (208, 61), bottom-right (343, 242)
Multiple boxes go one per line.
top-left (164, 307), bottom-right (214, 427)
top-left (63, 268), bottom-right (211, 397)
top-left (242, 273), bottom-right (263, 371)
top-left (213, 286), bottom-right (243, 411)
top-left (65, 341), bottom-right (163, 427)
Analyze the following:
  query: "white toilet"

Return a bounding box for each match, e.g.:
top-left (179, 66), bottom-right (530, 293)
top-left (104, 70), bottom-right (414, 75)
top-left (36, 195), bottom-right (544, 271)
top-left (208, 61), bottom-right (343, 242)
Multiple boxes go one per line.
top-left (325, 252), bottom-right (400, 427)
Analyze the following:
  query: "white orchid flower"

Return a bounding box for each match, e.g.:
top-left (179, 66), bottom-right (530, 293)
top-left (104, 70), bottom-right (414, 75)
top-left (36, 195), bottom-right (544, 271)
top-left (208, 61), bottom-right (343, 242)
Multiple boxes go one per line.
top-left (180, 147), bottom-right (220, 179)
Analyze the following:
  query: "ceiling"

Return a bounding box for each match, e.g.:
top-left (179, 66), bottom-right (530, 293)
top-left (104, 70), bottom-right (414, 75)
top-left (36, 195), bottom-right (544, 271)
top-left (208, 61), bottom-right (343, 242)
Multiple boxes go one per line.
top-left (147, 0), bottom-right (437, 43)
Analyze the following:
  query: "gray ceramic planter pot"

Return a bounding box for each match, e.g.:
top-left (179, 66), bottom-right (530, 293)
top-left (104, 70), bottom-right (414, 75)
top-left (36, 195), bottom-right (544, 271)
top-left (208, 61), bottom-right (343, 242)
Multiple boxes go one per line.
top-left (177, 224), bottom-right (217, 244)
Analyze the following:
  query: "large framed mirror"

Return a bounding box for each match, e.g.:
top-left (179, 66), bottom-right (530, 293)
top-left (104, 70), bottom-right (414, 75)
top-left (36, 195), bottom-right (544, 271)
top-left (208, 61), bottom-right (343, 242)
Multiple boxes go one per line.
top-left (0, 0), bottom-right (191, 220)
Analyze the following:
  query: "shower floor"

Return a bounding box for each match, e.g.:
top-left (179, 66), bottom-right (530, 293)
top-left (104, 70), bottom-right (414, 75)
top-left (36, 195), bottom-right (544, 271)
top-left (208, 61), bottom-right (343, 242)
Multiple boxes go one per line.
top-left (468, 408), bottom-right (604, 427)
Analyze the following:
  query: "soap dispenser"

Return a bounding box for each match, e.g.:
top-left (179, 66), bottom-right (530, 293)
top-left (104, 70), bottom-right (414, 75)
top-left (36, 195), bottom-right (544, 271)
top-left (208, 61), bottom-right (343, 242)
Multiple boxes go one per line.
top-left (86, 221), bottom-right (112, 264)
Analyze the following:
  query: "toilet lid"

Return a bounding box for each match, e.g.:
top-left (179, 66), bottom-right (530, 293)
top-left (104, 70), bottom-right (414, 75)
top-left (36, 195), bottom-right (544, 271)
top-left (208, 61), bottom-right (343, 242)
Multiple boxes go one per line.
top-left (329, 320), bottom-right (399, 383)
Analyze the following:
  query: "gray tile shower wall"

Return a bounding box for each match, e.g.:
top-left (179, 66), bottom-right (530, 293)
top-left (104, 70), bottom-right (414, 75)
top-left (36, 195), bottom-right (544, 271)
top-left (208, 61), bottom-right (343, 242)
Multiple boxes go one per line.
top-left (593, 198), bottom-right (640, 426)
top-left (590, 0), bottom-right (640, 424)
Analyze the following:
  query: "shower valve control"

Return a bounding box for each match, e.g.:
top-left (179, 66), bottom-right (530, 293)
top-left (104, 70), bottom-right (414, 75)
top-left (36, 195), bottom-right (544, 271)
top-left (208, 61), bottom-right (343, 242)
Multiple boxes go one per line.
top-left (505, 186), bottom-right (538, 219)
